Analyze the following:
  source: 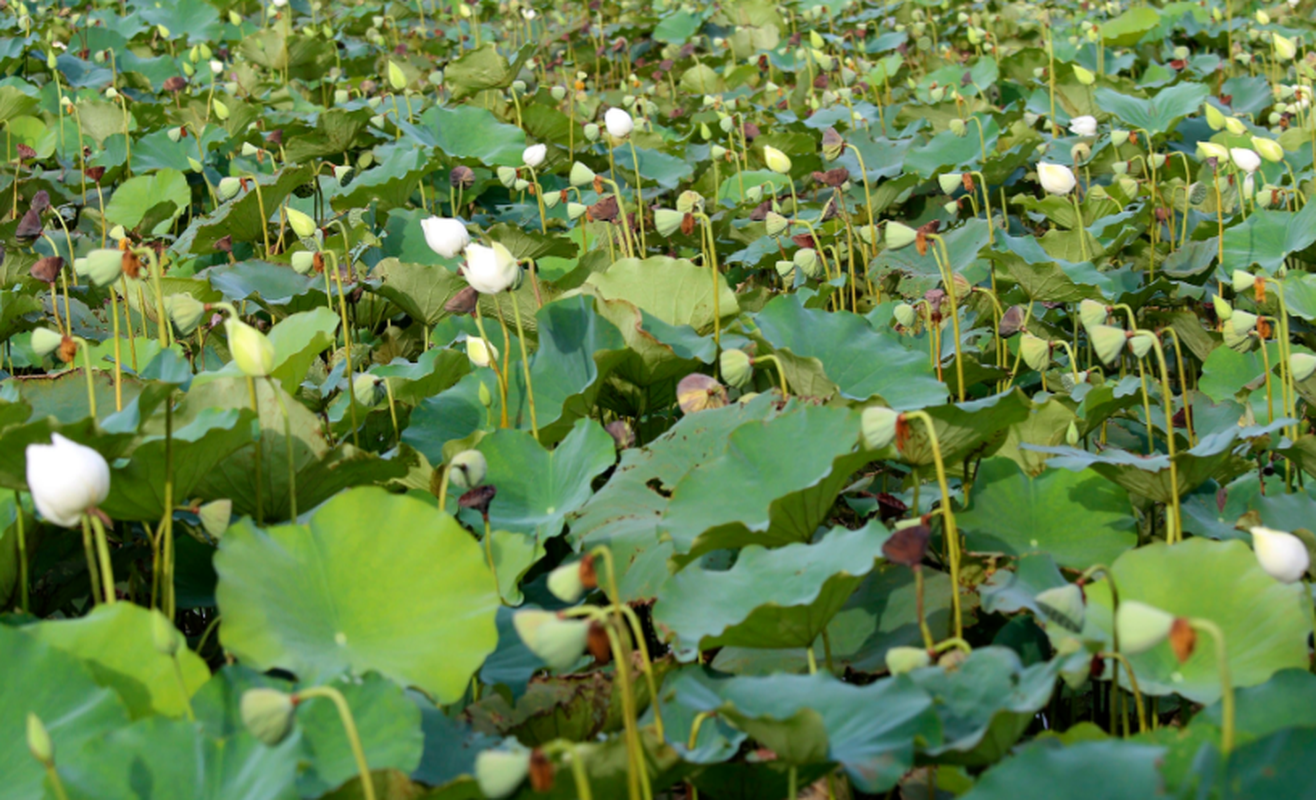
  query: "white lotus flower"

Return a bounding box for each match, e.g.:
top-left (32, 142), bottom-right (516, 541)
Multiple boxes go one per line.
top-left (522, 144), bottom-right (546, 168)
top-left (1069, 115), bottom-right (1098, 137)
top-left (1250, 526), bottom-right (1310, 583)
top-left (604, 107), bottom-right (633, 138)
top-left (1037, 162), bottom-right (1076, 195)
top-left (1230, 147), bottom-right (1261, 173)
top-left (25, 434), bottom-right (110, 528)
top-left (420, 216), bottom-right (470, 259)
top-left (463, 242), bottom-right (520, 295)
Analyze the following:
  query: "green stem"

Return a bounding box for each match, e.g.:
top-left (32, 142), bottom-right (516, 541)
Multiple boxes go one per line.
top-left (754, 354), bottom-right (790, 397)
top-left (929, 235), bottom-right (966, 402)
top-left (507, 289), bottom-right (539, 440)
top-left (914, 565), bottom-right (935, 649)
top-left (903, 410), bottom-right (961, 638)
top-left (297, 686), bottom-right (377, 800)
top-left (1132, 332), bottom-right (1182, 543)
top-left (86, 514), bottom-right (116, 605)
top-left (1097, 651), bottom-right (1147, 734)
top-left (246, 376), bottom-right (264, 525)
top-left (80, 515), bottom-right (102, 605)
top-left (1190, 618), bottom-right (1233, 754)
top-left (43, 765), bottom-right (71, 800)
top-left (14, 491), bottom-right (27, 612)
top-left (162, 392), bottom-right (175, 617)
top-left (627, 138), bottom-right (647, 254)
top-left (267, 378), bottom-right (297, 521)
top-left (1072, 192), bottom-right (1090, 263)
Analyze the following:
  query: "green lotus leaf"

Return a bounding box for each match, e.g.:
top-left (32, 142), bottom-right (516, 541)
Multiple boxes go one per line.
top-left (959, 740), bottom-right (1166, 799)
top-left (1092, 83), bottom-right (1208, 135)
top-left (331, 147), bottom-right (431, 214)
top-left (1196, 669), bottom-right (1316, 742)
top-left (904, 116), bottom-right (1001, 178)
top-left (1221, 200), bottom-right (1316, 275)
top-left (215, 487), bottom-right (500, 701)
top-left (444, 43), bottom-right (533, 101)
top-left (1082, 539), bottom-right (1312, 704)
top-left (584, 256), bottom-right (740, 334)
top-left (192, 306), bottom-right (340, 394)
top-left (175, 165), bottom-right (315, 254)
top-left (978, 552), bottom-right (1068, 617)
top-left (398, 104), bottom-right (528, 166)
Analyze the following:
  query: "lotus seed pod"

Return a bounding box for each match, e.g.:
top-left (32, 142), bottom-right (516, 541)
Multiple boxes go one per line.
top-left (290, 251), bottom-right (316, 275)
top-left (1020, 334), bottom-right (1052, 372)
top-left (84, 248), bottom-right (124, 287)
top-left (30, 327), bottom-right (64, 357)
top-left (1089, 324), bottom-right (1128, 365)
top-left (569, 162), bottom-right (595, 186)
top-left (26, 714), bottom-right (53, 766)
top-left (1148, 153), bottom-right (1167, 169)
top-left (764, 211), bottom-right (789, 237)
top-left (475, 748), bottom-right (532, 799)
top-left (168, 294), bottom-right (206, 335)
top-left (719, 349), bottom-right (754, 389)
top-left (861, 406), bottom-right (900, 450)
top-left (512, 610), bottom-right (590, 671)
top-left (218, 177), bottom-right (241, 200)
top-left (1070, 142), bottom-right (1091, 164)
top-left (1231, 310), bottom-right (1258, 335)
top-left (885, 221), bottom-right (918, 250)
top-left (677, 373), bottom-right (728, 414)
top-left (886, 646), bottom-right (932, 675)
top-left (893, 302), bottom-right (918, 328)
top-left (448, 450), bottom-right (487, 490)
top-left (551, 85), bottom-right (566, 101)
top-left (546, 561), bottom-right (587, 603)
top-left (496, 166), bottom-right (518, 188)
top-left (151, 611), bottom-right (181, 656)
top-left (938, 173), bottom-right (961, 194)
top-left (1111, 161), bottom-right (1129, 176)
top-left (240, 688), bottom-right (297, 746)
top-left (1231, 270), bottom-right (1256, 293)
top-left (775, 260), bottom-right (795, 279)
top-left (675, 190), bottom-right (703, 214)
top-left (1290, 353), bottom-right (1316, 382)
top-left (352, 373), bottom-right (384, 408)
top-left (224, 317), bottom-right (276, 377)
top-left (1222, 318), bottom-right (1252, 350)
top-left (710, 144), bottom-right (728, 159)
top-left (653, 209), bottom-right (685, 237)
top-left (793, 247), bottom-right (821, 279)
top-left (745, 185), bottom-right (763, 203)
top-left (1128, 334), bottom-right (1152, 359)
top-left (1114, 601), bottom-right (1175, 655)
top-left (1110, 130), bottom-right (1130, 147)
top-left (197, 499), bottom-right (232, 539)
top-left (566, 202), bottom-right (587, 220)
top-left (1188, 181), bottom-right (1210, 205)
top-left (947, 118), bottom-right (967, 137)
top-left (583, 123), bottom-right (600, 142)
top-left (1078, 299), bottom-right (1108, 331)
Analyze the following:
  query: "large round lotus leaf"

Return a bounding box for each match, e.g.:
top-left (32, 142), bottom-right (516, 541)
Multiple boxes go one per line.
top-left (215, 486), bottom-right (500, 702)
top-left (1195, 669), bottom-right (1316, 741)
top-left (662, 403), bottom-right (872, 560)
top-left (54, 716), bottom-right (301, 800)
top-left (1221, 200), bottom-right (1316, 275)
top-left (959, 741), bottom-right (1166, 800)
top-left (959, 457), bottom-right (1136, 569)
top-left (1210, 726), bottom-right (1316, 799)
top-left (883, 389), bottom-right (1032, 468)
top-left (1081, 539), bottom-right (1312, 704)
top-left (668, 668), bottom-right (941, 793)
top-left (29, 603), bottom-right (210, 719)
top-left (190, 307), bottom-right (342, 395)
top-left (583, 256), bottom-right (740, 334)
top-left (0, 626), bottom-right (130, 800)
top-left (653, 523), bottom-right (888, 659)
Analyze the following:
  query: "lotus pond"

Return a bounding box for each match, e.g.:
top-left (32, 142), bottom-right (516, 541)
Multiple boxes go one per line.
top-left (3, 0), bottom-right (1316, 797)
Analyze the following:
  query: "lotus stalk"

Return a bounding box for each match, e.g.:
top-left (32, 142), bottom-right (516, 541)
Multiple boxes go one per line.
top-left (928, 234), bottom-right (967, 402)
top-left (507, 286), bottom-right (539, 441)
top-left (296, 686), bottom-right (378, 800)
top-left (1130, 331), bottom-right (1182, 543)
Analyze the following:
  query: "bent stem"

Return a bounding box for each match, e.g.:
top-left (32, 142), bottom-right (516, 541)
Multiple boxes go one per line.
top-left (86, 513), bottom-right (116, 605)
top-left (1079, 563), bottom-right (1123, 732)
top-left (929, 235), bottom-right (966, 402)
top-left (324, 251), bottom-right (360, 448)
top-left (903, 410), bottom-right (962, 638)
top-left (914, 564), bottom-right (935, 650)
top-left (696, 213), bottom-right (722, 357)
top-left (472, 308), bottom-right (510, 428)
top-left (1097, 650), bottom-right (1147, 734)
top-left (507, 288), bottom-right (539, 440)
top-left (589, 546), bottom-right (665, 740)
top-left (753, 354), bottom-right (790, 397)
top-left (267, 377), bottom-right (298, 521)
top-left (297, 686), bottom-right (377, 800)
top-left (1131, 331), bottom-right (1182, 543)
top-left (1189, 617), bottom-right (1234, 755)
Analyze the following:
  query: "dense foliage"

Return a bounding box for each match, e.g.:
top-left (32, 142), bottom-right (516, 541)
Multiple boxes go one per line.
top-left (2, 0), bottom-right (1316, 797)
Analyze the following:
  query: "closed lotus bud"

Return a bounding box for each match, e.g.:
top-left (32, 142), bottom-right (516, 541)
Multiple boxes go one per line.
top-left (387, 60), bottom-right (407, 91)
top-left (1078, 298), bottom-right (1108, 330)
top-left (1204, 103), bottom-right (1227, 131)
top-left (1111, 161), bottom-right (1129, 175)
top-left (224, 317), bottom-right (276, 377)
top-left (151, 611), bottom-right (181, 656)
top-left (547, 561), bottom-right (587, 603)
top-left (763, 145), bottom-right (792, 174)
top-left (448, 450), bottom-right (487, 490)
top-left (1230, 148), bottom-right (1261, 173)
top-left (551, 85), bottom-right (567, 101)
top-left (948, 118), bottom-right (967, 137)
top-left (583, 123), bottom-right (600, 142)
top-left (466, 336), bottom-right (499, 368)
top-left (217, 176), bottom-right (242, 201)
top-left (1089, 324), bottom-right (1128, 365)
top-left (84, 248), bottom-right (124, 287)
top-left (1197, 141), bottom-right (1229, 162)
top-left (241, 142), bottom-right (261, 157)
top-left (1070, 143), bottom-right (1091, 164)
top-left (542, 191), bottom-right (560, 209)
top-left (1274, 34), bottom-right (1296, 61)
top-left (1035, 583), bottom-right (1085, 632)
top-left (775, 260), bottom-right (795, 279)
top-left (893, 302), bottom-right (918, 328)
top-left (30, 327), bottom-right (64, 357)
top-left (885, 221), bottom-right (918, 250)
top-left (1252, 136), bottom-right (1284, 162)
top-left (1020, 333), bottom-right (1051, 372)
top-left (711, 144), bottom-right (728, 159)
top-left (27, 714), bottom-right (53, 766)
top-left (167, 294), bottom-right (206, 335)
top-left (1224, 117), bottom-right (1247, 136)
top-left (352, 373), bottom-right (385, 407)
top-left (240, 688), bottom-right (297, 746)
top-left (861, 406), bottom-right (900, 450)
top-left (1073, 65), bottom-right (1096, 85)
top-left (1065, 420), bottom-right (1080, 446)
top-left (720, 348), bottom-right (754, 388)
top-left (1211, 295), bottom-right (1233, 321)
top-left (213, 98), bottom-right (230, 120)
top-left (937, 173), bottom-right (961, 194)
top-left (1110, 130), bottom-right (1130, 147)
top-left (886, 646), bottom-right (932, 675)
top-left (569, 162), bottom-right (595, 186)
top-left (1250, 526), bottom-right (1310, 583)
top-left (765, 211), bottom-right (789, 236)
top-left (654, 209), bottom-right (685, 236)
top-left (290, 251), bottom-right (316, 275)
top-left (1289, 352), bottom-right (1316, 382)
top-left (1231, 309), bottom-right (1258, 335)
top-left (1037, 162), bottom-right (1077, 195)
top-left (420, 216), bottom-right (470, 259)
top-left (1069, 115), bottom-right (1098, 137)
top-left (285, 206), bottom-right (316, 238)
top-left (1114, 600), bottom-right (1175, 655)
top-left (197, 499), bottom-right (232, 539)
top-left (604, 107), bottom-right (634, 138)
top-left (513, 610), bottom-right (590, 671)
top-left (1148, 153), bottom-right (1166, 169)
top-left (1128, 334), bottom-right (1152, 359)
top-left (475, 748), bottom-right (531, 799)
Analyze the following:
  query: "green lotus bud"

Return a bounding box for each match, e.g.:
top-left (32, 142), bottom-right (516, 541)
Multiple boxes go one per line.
top-left (551, 85), bottom-right (567, 101)
top-left (168, 294), bottom-right (206, 335)
top-left (513, 609), bottom-right (589, 671)
top-left (567, 202), bottom-right (587, 220)
top-left (475, 748), bottom-right (531, 799)
top-left (31, 327), bottom-right (64, 357)
top-left (85, 248), bottom-right (124, 287)
top-left (675, 190), bottom-right (703, 214)
top-left (478, 381), bottom-right (493, 408)
top-left (937, 173), bottom-right (961, 195)
top-left (27, 714), bottom-right (53, 766)
top-left (224, 317), bottom-right (275, 377)
top-left (542, 191), bottom-right (560, 209)
top-left (765, 211), bottom-right (789, 236)
top-left (198, 499), bottom-right (232, 539)
top-left (569, 162), bottom-right (595, 186)
top-left (1110, 130), bottom-right (1130, 147)
top-left (151, 611), bottom-right (181, 656)
top-left (290, 251), bottom-right (316, 275)
top-left (386, 60), bottom-right (407, 91)
top-left (167, 126), bottom-right (183, 143)
top-left (1231, 270), bottom-right (1256, 293)
top-left (720, 349), bottom-right (754, 389)
top-left (448, 450), bottom-right (487, 490)
top-left (1020, 333), bottom-right (1051, 372)
top-left (943, 200), bottom-right (959, 216)
top-left (1065, 420), bottom-right (1080, 446)
top-left (240, 688), bottom-right (297, 746)
top-left (285, 206), bottom-right (316, 238)
top-left (546, 560), bottom-right (587, 603)
top-left (212, 97), bottom-right (230, 120)
top-left (1114, 600), bottom-right (1175, 655)
top-left (1072, 64), bottom-right (1096, 85)
top-left (763, 145), bottom-right (792, 174)
top-left (893, 302), bottom-right (918, 328)
top-left (218, 177), bottom-right (241, 200)
top-left (1070, 142), bottom-right (1091, 164)
top-left (929, 86), bottom-right (945, 102)
top-left (885, 221), bottom-right (918, 250)
top-left (241, 142), bottom-right (261, 158)
top-left (1224, 116), bottom-right (1247, 136)
top-left (512, 178), bottom-right (530, 192)
top-left (1089, 324), bottom-right (1127, 365)
top-left (1035, 583), bottom-right (1085, 632)
top-left (885, 646), bottom-right (932, 675)
top-left (1232, 309), bottom-right (1258, 335)
top-left (187, 156), bottom-right (203, 173)
top-left (1077, 298), bottom-right (1108, 331)
top-left (653, 209), bottom-right (683, 236)
top-left (775, 260), bottom-right (795, 279)
top-left (1290, 353), bottom-right (1316, 382)
top-left (711, 144), bottom-right (727, 159)
top-left (1252, 136), bottom-right (1284, 163)
top-left (352, 373), bottom-right (385, 407)
top-left (228, 10), bottom-right (242, 25)
top-left (861, 406), bottom-right (900, 450)
top-left (948, 118), bottom-right (967, 137)
top-left (793, 248), bottom-right (821, 279)
top-left (583, 123), bottom-right (600, 142)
